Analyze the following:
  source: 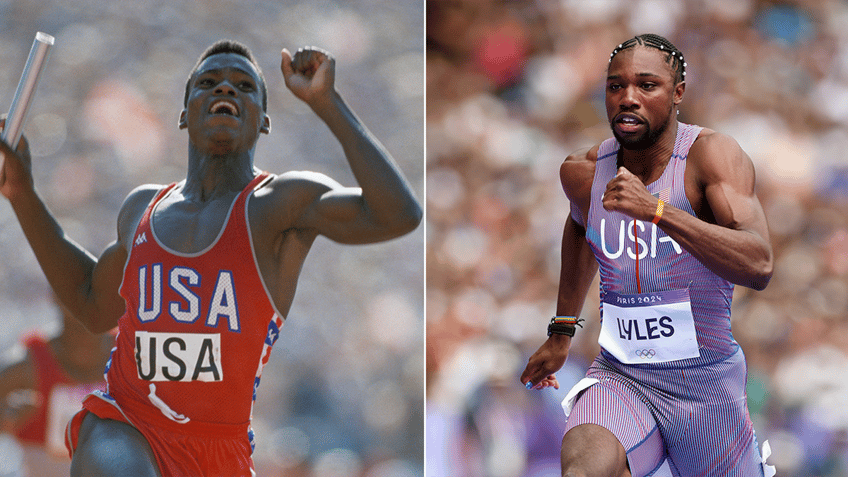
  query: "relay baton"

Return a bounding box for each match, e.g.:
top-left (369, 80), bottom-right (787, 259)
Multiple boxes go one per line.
top-left (2, 32), bottom-right (54, 150)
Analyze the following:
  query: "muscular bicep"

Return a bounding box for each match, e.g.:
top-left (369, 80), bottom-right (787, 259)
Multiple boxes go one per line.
top-left (86, 240), bottom-right (128, 332)
top-left (76, 186), bottom-right (154, 333)
top-left (560, 147), bottom-right (597, 224)
top-left (704, 179), bottom-right (766, 234)
top-left (268, 172), bottom-right (404, 244)
top-left (299, 186), bottom-right (382, 243)
top-left (697, 135), bottom-right (770, 241)
top-left (301, 186), bottom-right (412, 244)
top-left (557, 215), bottom-right (598, 315)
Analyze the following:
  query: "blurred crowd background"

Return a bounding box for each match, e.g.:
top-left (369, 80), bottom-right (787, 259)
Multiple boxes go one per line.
top-left (0, 1), bottom-right (423, 476)
top-left (426, 0), bottom-right (848, 476)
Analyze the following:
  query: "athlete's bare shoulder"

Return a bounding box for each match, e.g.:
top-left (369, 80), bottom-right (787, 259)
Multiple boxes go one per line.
top-left (688, 128), bottom-right (755, 187)
top-left (116, 184), bottom-right (165, 249)
top-left (249, 170), bottom-right (343, 232)
top-left (254, 170), bottom-right (340, 207)
top-left (560, 144), bottom-right (599, 203)
top-left (690, 127), bottom-right (742, 155)
top-left (268, 170), bottom-right (341, 194)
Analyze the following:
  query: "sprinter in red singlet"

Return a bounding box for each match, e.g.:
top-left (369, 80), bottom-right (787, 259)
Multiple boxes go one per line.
top-left (0, 301), bottom-right (111, 475)
top-left (0, 40), bottom-right (421, 477)
top-left (520, 34), bottom-right (774, 476)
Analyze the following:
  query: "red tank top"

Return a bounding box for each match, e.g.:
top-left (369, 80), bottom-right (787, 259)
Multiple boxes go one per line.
top-left (105, 173), bottom-right (284, 435)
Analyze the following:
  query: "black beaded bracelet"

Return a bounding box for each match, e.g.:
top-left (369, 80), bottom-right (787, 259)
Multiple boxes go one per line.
top-left (547, 316), bottom-right (584, 337)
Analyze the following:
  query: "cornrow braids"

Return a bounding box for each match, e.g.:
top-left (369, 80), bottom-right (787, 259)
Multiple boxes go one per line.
top-left (609, 34), bottom-right (686, 84)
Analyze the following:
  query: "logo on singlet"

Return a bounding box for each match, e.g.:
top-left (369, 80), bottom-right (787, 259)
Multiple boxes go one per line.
top-left (135, 232), bottom-right (147, 247)
top-left (600, 218), bottom-right (683, 260)
top-left (134, 331), bottom-right (222, 382)
top-left (136, 264), bottom-right (241, 331)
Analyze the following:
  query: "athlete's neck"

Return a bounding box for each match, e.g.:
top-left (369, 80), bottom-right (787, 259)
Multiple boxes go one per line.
top-left (184, 146), bottom-right (257, 202)
top-left (618, 120), bottom-right (678, 184)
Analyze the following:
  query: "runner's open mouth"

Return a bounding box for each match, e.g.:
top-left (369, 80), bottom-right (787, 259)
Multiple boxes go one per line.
top-left (209, 100), bottom-right (239, 117)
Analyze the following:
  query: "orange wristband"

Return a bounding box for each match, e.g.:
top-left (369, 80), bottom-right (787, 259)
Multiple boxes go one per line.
top-left (652, 199), bottom-right (664, 224)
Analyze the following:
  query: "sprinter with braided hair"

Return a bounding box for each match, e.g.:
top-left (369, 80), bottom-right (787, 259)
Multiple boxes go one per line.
top-left (521, 33), bottom-right (775, 477)
top-left (609, 34), bottom-right (686, 84)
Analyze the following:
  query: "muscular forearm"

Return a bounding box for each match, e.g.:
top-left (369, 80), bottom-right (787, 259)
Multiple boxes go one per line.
top-left (556, 216), bottom-right (599, 316)
top-left (521, 216), bottom-right (594, 388)
top-left (308, 92), bottom-right (422, 235)
top-left (658, 204), bottom-right (772, 290)
top-left (8, 188), bottom-right (111, 331)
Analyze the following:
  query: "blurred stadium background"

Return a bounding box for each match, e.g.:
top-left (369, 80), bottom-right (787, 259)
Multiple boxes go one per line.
top-left (0, 1), bottom-right (423, 476)
top-left (426, 1), bottom-right (848, 476)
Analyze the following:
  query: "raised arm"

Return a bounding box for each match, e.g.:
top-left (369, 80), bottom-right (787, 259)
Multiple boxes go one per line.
top-left (521, 152), bottom-right (599, 389)
top-left (278, 47), bottom-right (421, 243)
top-left (603, 131), bottom-right (773, 290)
top-left (0, 127), bottom-right (130, 333)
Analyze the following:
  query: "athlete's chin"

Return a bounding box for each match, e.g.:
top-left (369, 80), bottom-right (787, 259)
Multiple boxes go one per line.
top-left (612, 131), bottom-right (653, 150)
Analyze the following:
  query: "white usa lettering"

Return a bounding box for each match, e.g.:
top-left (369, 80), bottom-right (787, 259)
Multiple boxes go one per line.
top-left (206, 271), bottom-right (239, 331)
top-left (136, 265), bottom-right (241, 331)
top-left (169, 267), bottom-right (200, 323)
top-left (600, 219), bottom-right (682, 260)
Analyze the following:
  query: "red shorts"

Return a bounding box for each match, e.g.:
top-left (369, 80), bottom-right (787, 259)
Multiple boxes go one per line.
top-left (66, 392), bottom-right (255, 477)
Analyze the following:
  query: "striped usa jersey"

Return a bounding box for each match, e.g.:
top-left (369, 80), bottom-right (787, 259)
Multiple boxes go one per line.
top-left (577, 122), bottom-right (738, 366)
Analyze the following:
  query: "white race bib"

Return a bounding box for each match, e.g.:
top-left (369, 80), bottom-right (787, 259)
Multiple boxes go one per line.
top-left (134, 331), bottom-right (222, 382)
top-left (598, 288), bottom-right (699, 364)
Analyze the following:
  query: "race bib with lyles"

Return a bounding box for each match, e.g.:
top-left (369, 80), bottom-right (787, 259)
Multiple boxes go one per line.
top-left (134, 331), bottom-right (222, 382)
top-left (598, 288), bottom-right (700, 364)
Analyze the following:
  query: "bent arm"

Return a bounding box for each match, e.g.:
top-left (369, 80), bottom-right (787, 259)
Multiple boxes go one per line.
top-left (557, 151), bottom-right (600, 316)
top-left (521, 154), bottom-right (599, 388)
top-left (659, 133), bottom-right (773, 290)
top-left (306, 91), bottom-right (422, 243)
top-left (6, 186), bottom-right (127, 333)
top-left (557, 216), bottom-right (600, 316)
top-left (281, 47), bottom-right (421, 243)
top-left (551, 214), bottom-right (599, 353)
top-left (0, 136), bottom-right (129, 333)
top-left (520, 215), bottom-right (598, 388)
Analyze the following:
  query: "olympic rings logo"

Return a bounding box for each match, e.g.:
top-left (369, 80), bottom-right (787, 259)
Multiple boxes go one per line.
top-left (635, 349), bottom-right (656, 359)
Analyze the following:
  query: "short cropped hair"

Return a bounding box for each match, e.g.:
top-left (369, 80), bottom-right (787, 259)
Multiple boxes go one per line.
top-left (183, 40), bottom-right (268, 111)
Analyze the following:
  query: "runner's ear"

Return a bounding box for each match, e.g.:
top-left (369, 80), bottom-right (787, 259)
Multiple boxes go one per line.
top-left (260, 114), bottom-right (270, 134)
